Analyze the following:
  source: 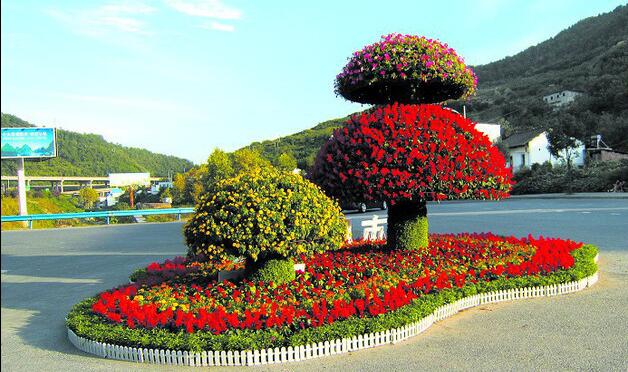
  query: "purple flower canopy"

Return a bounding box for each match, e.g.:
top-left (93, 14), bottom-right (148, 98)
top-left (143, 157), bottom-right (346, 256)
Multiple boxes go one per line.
top-left (335, 33), bottom-right (478, 104)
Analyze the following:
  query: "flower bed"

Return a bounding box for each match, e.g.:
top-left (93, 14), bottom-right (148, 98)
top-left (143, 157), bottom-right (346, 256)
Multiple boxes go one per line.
top-left (128, 256), bottom-right (246, 287)
top-left (67, 234), bottom-right (598, 352)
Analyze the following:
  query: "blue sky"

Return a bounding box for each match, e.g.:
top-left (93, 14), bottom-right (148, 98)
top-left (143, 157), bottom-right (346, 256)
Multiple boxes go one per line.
top-left (1, 0), bottom-right (625, 164)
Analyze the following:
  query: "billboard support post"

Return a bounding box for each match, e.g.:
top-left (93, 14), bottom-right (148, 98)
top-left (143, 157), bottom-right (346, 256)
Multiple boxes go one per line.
top-left (17, 158), bottom-right (28, 226)
top-left (2, 127), bottom-right (58, 226)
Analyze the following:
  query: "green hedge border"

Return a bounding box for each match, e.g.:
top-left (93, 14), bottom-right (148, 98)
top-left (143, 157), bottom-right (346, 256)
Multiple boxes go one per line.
top-left (67, 244), bottom-right (598, 352)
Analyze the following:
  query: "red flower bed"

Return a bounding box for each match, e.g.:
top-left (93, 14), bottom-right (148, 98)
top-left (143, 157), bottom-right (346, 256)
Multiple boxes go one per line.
top-left (92, 234), bottom-right (581, 334)
top-left (131, 256), bottom-right (245, 287)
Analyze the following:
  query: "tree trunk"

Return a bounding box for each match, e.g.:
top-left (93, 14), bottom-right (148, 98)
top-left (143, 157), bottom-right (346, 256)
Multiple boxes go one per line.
top-left (387, 199), bottom-right (428, 251)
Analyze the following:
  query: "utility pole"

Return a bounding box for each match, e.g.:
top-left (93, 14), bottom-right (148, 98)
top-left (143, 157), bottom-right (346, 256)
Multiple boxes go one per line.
top-left (129, 186), bottom-right (135, 208)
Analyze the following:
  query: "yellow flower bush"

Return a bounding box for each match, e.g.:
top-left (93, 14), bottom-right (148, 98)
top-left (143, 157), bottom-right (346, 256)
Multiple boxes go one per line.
top-left (184, 169), bottom-right (347, 262)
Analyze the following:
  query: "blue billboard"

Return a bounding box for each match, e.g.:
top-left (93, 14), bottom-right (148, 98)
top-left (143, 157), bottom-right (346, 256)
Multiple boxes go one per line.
top-left (1, 127), bottom-right (57, 159)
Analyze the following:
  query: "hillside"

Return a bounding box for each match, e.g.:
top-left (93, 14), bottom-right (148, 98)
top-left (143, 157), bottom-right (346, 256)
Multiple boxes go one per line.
top-left (1, 194), bottom-right (85, 229)
top-left (451, 4), bottom-right (628, 149)
top-left (1, 113), bottom-right (194, 177)
top-left (247, 117), bottom-right (348, 169)
top-left (245, 5), bottom-right (628, 167)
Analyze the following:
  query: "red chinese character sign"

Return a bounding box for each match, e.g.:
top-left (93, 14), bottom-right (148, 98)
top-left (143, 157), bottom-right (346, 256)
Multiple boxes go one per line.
top-left (312, 34), bottom-right (512, 251)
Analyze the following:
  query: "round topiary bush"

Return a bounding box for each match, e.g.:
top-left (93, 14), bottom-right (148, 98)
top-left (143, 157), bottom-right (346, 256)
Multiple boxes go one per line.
top-left (335, 33), bottom-right (477, 105)
top-left (249, 258), bottom-right (296, 285)
top-left (184, 170), bottom-right (347, 279)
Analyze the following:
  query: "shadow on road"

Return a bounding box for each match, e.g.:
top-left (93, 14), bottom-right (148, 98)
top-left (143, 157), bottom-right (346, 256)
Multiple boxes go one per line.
top-left (1, 253), bottom-right (175, 356)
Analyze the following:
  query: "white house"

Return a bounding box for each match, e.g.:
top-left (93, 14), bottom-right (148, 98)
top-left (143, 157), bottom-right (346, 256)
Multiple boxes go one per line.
top-left (150, 181), bottom-right (173, 195)
top-left (502, 129), bottom-right (585, 172)
top-left (444, 107), bottom-right (501, 143)
top-left (104, 188), bottom-right (125, 207)
top-left (543, 90), bottom-right (582, 107)
top-left (474, 123), bottom-right (501, 143)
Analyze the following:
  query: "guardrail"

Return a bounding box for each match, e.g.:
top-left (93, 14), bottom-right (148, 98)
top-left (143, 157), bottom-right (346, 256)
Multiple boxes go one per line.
top-left (1, 208), bottom-right (195, 229)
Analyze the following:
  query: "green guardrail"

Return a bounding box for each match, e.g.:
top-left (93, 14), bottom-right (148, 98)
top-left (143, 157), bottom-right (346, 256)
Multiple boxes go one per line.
top-left (1, 208), bottom-right (195, 229)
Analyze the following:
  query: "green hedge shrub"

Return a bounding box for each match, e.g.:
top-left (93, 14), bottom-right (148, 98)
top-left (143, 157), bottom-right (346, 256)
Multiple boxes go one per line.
top-left (250, 258), bottom-right (296, 285)
top-left (512, 160), bottom-right (628, 194)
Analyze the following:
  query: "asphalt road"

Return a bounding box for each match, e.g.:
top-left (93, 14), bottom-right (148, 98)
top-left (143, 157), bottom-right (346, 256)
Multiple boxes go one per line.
top-left (2, 198), bottom-right (627, 371)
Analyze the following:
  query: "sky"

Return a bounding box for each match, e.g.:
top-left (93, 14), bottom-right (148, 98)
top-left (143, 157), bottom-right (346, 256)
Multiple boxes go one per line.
top-left (1, 0), bottom-right (626, 164)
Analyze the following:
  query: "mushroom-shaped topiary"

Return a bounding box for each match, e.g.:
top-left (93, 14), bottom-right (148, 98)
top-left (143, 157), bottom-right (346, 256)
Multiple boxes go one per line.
top-left (184, 169), bottom-right (347, 283)
top-left (314, 34), bottom-right (512, 252)
top-left (335, 33), bottom-right (477, 105)
top-left (312, 103), bottom-right (511, 250)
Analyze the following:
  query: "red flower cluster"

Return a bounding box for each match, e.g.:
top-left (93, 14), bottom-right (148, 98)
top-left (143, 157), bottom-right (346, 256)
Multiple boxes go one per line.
top-left (91, 234), bottom-right (582, 334)
top-left (311, 103), bottom-right (512, 204)
top-left (133, 256), bottom-right (245, 287)
top-left (146, 257), bottom-right (187, 272)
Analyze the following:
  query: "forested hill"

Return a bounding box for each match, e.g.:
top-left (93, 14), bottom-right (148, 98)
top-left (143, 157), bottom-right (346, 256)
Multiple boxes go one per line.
top-left (450, 4), bottom-right (628, 151)
top-left (247, 117), bottom-right (348, 170)
top-left (473, 5), bottom-right (628, 86)
top-left (244, 5), bottom-right (628, 168)
top-left (1, 113), bottom-right (194, 177)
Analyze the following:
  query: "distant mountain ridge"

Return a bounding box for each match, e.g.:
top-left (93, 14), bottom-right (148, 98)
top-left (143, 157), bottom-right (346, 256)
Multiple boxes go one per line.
top-left (454, 5), bottom-right (628, 147)
top-left (1, 113), bottom-right (194, 177)
top-left (243, 5), bottom-right (628, 167)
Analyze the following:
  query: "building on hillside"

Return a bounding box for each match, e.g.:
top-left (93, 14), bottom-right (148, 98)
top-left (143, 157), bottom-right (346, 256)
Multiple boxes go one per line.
top-left (542, 90), bottom-right (582, 107)
top-left (502, 129), bottom-right (585, 172)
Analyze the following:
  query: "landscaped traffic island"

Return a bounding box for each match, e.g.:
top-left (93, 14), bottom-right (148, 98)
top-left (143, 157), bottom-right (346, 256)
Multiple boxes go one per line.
top-left (67, 34), bottom-right (600, 365)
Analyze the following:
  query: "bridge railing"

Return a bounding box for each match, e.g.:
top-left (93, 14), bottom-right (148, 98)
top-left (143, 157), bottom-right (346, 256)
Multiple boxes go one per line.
top-left (1, 208), bottom-right (195, 229)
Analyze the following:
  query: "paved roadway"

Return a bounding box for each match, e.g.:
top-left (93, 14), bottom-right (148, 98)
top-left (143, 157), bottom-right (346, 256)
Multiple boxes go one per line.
top-left (2, 198), bottom-right (627, 371)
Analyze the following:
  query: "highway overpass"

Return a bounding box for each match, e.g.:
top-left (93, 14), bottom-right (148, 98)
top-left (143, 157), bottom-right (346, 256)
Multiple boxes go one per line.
top-left (1, 175), bottom-right (165, 192)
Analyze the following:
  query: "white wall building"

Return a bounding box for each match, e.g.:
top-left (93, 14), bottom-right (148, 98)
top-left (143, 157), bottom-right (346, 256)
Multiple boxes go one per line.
top-left (150, 181), bottom-right (173, 195)
top-left (543, 90), bottom-right (582, 107)
top-left (474, 123), bottom-right (501, 143)
top-left (502, 130), bottom-right (585, 172)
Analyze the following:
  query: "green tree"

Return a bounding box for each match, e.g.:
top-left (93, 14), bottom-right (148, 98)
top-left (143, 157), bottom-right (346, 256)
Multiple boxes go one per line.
top-left (78, 188), bottom-right (99, 209)
top-left (275, 152), bottom-right (298, 171)
top-left (203, 149), bottom-right (234, 187)
top-left (171, 148), bottom-right (274, 206)
top-left (231, 148), bottom-right (272, 174)
top-left (546, 112), bottom-right (585, 170)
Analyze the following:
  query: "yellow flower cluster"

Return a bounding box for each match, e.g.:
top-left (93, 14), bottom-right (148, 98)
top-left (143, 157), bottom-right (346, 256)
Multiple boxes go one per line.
top-left (184, 169), bottom-right (347, 261)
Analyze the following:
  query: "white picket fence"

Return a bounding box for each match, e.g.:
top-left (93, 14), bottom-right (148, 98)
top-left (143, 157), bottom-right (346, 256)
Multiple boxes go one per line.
top-left (68, 266), bottom-right (599, 366)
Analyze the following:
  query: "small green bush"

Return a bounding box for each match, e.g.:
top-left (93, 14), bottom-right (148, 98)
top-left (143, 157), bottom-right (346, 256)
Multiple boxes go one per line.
top-left (250, 258), bottom-right (295, 285)
top-left (128, 268), bottom-right (147, 282)
top-left (388, 216), bottom-right (428, 250)
top-left (512, 159), bottom-right (628, 194)
top-left (184, 169), bottom-right (347, 262)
